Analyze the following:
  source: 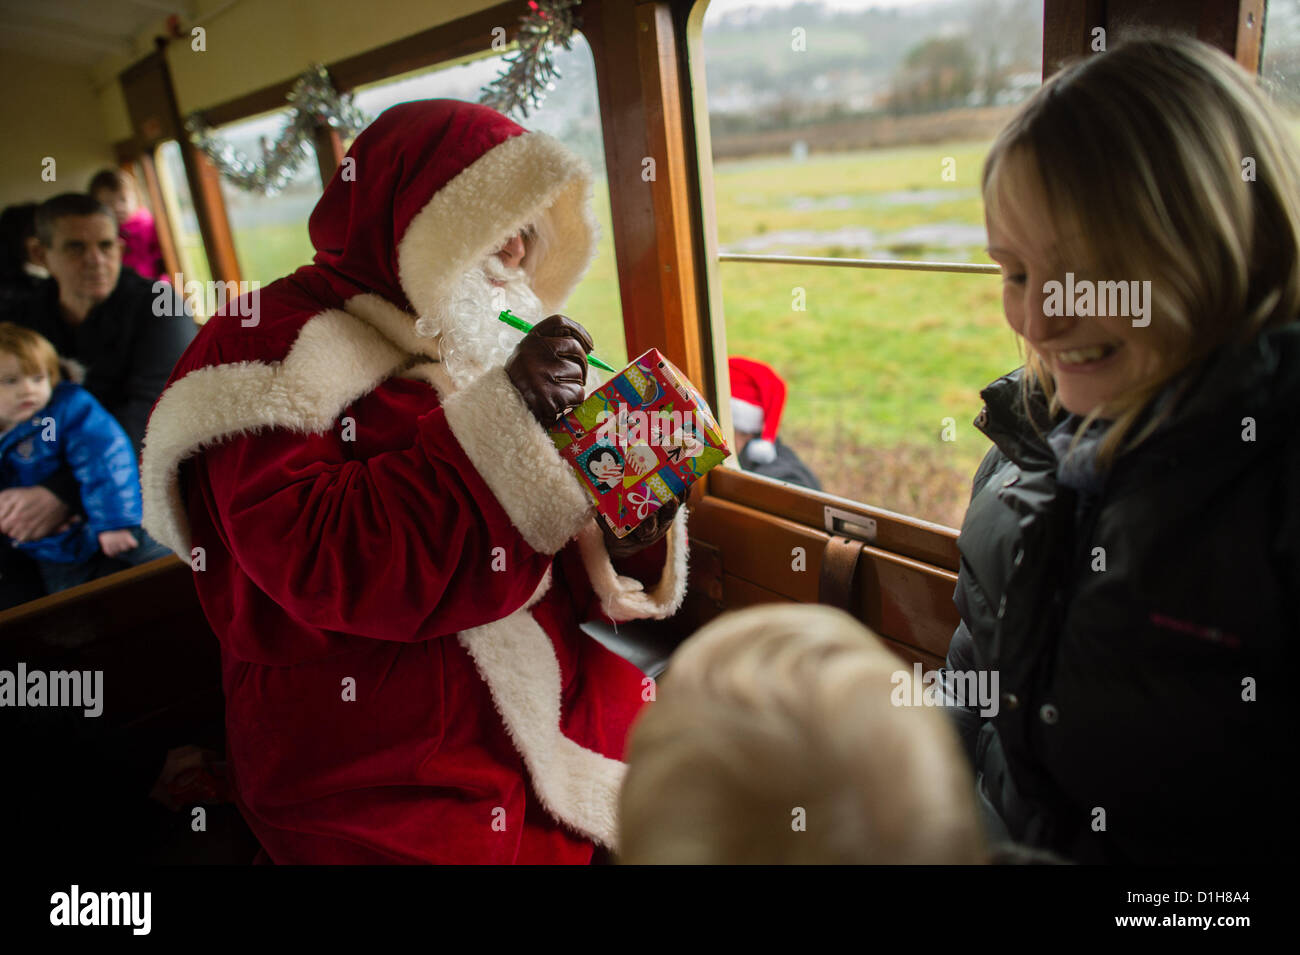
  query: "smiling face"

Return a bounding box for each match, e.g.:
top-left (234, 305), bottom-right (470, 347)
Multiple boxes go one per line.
top-left (0, 352), bottom-right (52, 431)
top-left (984, 155), bottom-right (1164, 419)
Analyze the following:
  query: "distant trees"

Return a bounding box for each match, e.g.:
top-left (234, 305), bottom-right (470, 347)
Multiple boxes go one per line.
top-left (967, 0), bottom-right (1043, 106)
top-left (701, 0), bottom-right (1046, 126)
top-left (889, 37), bottom-right (978, 114)
top-left (888, 0), bottom-right (1041, 114)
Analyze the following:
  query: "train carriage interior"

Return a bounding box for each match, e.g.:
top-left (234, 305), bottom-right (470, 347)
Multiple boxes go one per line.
top-left (0, 0), bottom-right (1296, 875)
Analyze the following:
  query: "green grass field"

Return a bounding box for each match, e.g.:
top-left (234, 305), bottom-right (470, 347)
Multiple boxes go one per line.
top-left (703, 142), bottom-right (1020, 525)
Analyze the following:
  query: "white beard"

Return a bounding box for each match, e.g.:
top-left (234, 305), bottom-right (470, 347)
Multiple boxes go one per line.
top-left (416, 257), bottom-right (544, 389)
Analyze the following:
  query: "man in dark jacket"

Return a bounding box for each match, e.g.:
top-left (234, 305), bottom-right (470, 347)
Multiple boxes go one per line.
top-left (14, 193), bottom-right (195, 454)
top-left (941, 327), bottom-right (1296, 864)
top-left (0, 193), bottom-right (193, 603)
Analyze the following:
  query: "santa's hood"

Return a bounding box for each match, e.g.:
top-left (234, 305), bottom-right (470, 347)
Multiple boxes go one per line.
top-left (310, 98), bottom-right (600, 323)
top-left (143, 100), bottom-right (609, 565)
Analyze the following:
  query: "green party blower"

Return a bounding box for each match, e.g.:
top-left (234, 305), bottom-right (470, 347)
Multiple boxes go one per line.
top-left (497, 309), bottom-right (618, 373)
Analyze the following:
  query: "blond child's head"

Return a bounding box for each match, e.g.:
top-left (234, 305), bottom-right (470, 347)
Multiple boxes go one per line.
top-left (618, 604), bottom-right (985, 864)
top-left (0, 323), bottom-right (60, 430)
top-left (983, 36), bottom-right (1300, 465)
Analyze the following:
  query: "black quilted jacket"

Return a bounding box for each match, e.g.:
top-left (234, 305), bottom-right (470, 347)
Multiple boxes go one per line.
top-left (944, 323), bottom-right (1299, 864)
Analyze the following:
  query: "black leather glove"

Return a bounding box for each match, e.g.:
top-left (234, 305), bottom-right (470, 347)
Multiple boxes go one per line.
top-left (601, 497), bottom-right (680, 560)
top-left (504, 314), bottom-right (593, 426)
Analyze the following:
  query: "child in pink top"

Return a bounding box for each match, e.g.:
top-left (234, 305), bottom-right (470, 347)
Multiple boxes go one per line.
top-left (89, 168), bottom-right (166, 282)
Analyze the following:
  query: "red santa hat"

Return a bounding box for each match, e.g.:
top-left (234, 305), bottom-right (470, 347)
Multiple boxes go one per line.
top-left (308, 99), bottom-right (599, 325)
top-left (729, 356), bottom-right (787, 465)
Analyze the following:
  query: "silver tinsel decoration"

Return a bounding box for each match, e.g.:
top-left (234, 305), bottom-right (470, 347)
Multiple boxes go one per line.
top-left (479, 0), bottom-right (581, 118)
top-left (186, 64), bottom-right (369, 195)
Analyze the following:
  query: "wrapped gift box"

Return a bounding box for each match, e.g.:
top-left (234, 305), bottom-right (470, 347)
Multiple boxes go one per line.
top-left (548, 348), bottom-right (731, 537)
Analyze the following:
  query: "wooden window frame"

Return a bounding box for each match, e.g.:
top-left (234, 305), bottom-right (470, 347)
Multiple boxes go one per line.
top-left (118, 47), bottom-right (240, 283)
top-left (1049, 1), bottom-right (1268, 78)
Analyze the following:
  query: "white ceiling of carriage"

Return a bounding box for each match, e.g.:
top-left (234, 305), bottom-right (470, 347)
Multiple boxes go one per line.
top-left (0, 0), bottom-right (519, 72)
top-left (0, 0), bottom-right (198, 67)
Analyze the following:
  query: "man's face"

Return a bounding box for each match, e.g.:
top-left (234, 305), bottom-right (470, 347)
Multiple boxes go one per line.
top-left (494, 231), bottom-right (526, 274)
top-left (490, 224), bottom-right (538, 283)
top-left (40, 214), bottom-right (122, 306)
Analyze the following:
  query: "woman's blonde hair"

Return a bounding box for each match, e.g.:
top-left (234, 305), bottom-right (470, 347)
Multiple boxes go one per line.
top-left (983, 36), bottom-right (1300, 464)
top-left (617, 604), bottom-right (985, 864)
top-left (0, 322), bottom-right (61, 386)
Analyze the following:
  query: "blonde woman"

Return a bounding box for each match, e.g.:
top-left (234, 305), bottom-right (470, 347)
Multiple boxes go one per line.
top-left (619, 605), bottom-right (987, 864)
top-left (946, 36), bottom-right (1299, 863)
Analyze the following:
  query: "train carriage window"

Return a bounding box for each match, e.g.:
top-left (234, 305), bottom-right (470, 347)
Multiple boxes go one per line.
top-left (348, 35), bottom-right (627, 368)
top-left (155, 140), bottom-right (214, 318)
top-left (695, 0), bottom-right (1042, 528)
top-left (1263, 0), bottom-right (1300, 140)
top-left (210, 109), bottom-right (323, 289)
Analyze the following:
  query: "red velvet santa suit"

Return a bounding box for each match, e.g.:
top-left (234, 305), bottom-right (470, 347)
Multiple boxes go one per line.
top-left (140, 100), bottom-right (688, 864)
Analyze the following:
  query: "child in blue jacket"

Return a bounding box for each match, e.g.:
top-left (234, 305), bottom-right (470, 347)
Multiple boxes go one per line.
top-left (0, 322), bottom-right (169, 604)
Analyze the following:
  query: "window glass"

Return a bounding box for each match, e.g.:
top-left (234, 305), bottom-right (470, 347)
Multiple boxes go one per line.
top-left (700, 0), bottom-right (1041, 528)
top-left (1262, 0), bottom-right (1300, 144)
top-left (154, 140), bottom-right (213, 317)
top-left (210, 109), bottom-right (322, 288)
top-left (350, 32), bottom-right (626, 367)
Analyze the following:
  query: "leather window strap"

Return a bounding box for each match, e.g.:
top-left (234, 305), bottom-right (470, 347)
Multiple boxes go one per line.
top-left (818, 535), bottom-right (863, 612)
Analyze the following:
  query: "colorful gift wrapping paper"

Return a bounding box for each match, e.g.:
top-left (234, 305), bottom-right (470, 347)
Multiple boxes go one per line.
top-left (548, 348), bottom-right (731, 537)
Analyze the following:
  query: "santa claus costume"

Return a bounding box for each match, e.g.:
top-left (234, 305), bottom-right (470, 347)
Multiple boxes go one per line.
top-left (140, 100), bottom-right (688, 864)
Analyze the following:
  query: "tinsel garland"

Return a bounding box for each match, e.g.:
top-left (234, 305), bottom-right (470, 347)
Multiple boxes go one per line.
top-left (479, 0), bottom-right (581, 118)
top-left (186, 64), bottom-right (368, 195)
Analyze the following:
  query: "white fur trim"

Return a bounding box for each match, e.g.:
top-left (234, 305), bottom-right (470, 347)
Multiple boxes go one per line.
top-left (747, 438), bottom-right (777, 465)
top-left (396, 360), bottom-right (452, 395)
top-left (440, 366), bottom-right (594, 555)
top-left (396, 131), bottom-right (599, 323)
top-left (730, 396), bottom-right (764, 435)
top-left (459, 609), bottom-right (626, 849)
top-left (344, 293), bottom-right (460, 397)
top-left (575, 506), bottom-right (690, 623)
top-left (140, 310), bottom-right (407, 564)
top-left (344, 292), bottom-right (441, 361)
